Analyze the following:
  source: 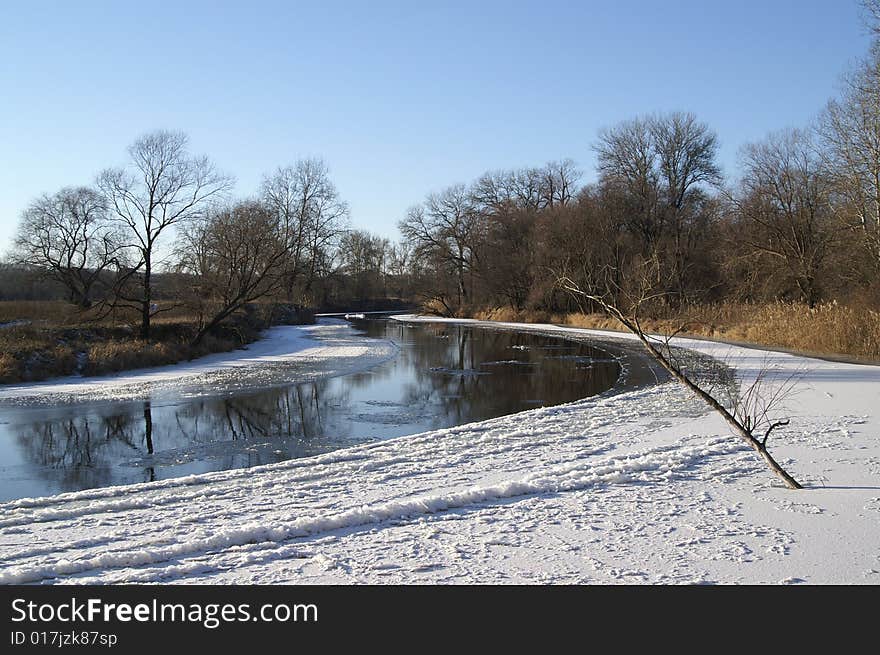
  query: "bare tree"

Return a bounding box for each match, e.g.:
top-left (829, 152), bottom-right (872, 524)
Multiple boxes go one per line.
top-left (399, 184), bottom-right (482, 310)
top-left (651, 113), bottom-right (721, 296)
top-left (338, 229), bottom-right (390, 300)
top-left (732, 129), bottom-right (837, 307)
top-left (178, 201), bottom-right (290, 345)
top-left (12, 187), bottom-right (122, 307)
top-left (471, 160), bottom-right (581, 213)
top-left (98, 130), bottom-right (232, 338)
top-left (595, 113), bottom-right (720, 299)
top-left (261, 159), bottom-right (349, 305)
top-left (820, 45), bottom-right (880, 269)
top-left (558, 261), bottom-right (803, 489)
top-left (386, 240), bottom-right (416, 299)
top-left (477, 206), bottom-right (537, 311)
top-left (537, 159), bottom-right (581, 209)
top-left (861, 0), bottom-right (880, 34)
top-left (595, 116), bottom-right (661, 254)
top-left (471, 169), bottom-right (540, 212)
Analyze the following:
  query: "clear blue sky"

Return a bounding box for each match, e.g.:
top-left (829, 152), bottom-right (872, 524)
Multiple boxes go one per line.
top-left (0, 0), bottom-right (871, 252)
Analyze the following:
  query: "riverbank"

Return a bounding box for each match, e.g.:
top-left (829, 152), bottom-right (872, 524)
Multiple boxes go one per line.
top-left (0, 301), bottom-right (314, 384)
top-left (0, 316), bottom-right (878, 584)
top-left (0, 320), bottom-right (397, 406)
top-left (471, 301), bottom-right (880, 363)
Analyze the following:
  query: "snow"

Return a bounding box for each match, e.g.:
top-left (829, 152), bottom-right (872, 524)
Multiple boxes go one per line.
top-left (0, 320), bottom-right (30, 329)
top-left (1, 316), bottom-right (879, 584)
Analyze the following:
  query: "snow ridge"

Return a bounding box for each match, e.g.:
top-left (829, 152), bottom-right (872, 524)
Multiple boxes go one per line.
top-left (0, 435), bottom-right (742, 584)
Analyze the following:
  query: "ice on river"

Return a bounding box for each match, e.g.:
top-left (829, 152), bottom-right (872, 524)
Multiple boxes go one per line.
top-left (0, 320), bottom-right (398, 406)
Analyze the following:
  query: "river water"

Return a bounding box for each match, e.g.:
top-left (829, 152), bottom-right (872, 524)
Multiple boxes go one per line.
top-left (0, 318), bottom-right (630, 501)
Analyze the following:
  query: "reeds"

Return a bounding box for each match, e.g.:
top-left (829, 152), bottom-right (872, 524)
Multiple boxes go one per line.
top-left (472, 301), bottom-right (880, 361)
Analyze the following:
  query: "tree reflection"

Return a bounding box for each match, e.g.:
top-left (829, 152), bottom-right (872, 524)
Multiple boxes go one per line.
top-left (144, 401), bottom-right (153, 454)
top-left (10, 380), bottom-right (352, 494)
top-left (13, 402), bottom-right (154, 493)
top-left (392, 324), bottom-right (620, 426)
top-left (171, 379), bottom-right (349, 444)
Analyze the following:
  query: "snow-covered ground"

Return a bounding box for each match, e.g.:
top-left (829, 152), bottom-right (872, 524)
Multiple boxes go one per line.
top-left (0, 316), bottom-right (878, 584)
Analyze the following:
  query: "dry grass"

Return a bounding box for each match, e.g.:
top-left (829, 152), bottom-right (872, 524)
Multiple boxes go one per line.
top-left (0, 324), bottom-right (79, 382)
top-left (0, 300), bottom-right (202, 327)
top-left (0, 352), bottom-right (15, 382)
top-left (723, 302), bottom-right (880, 360)
top-left (472, 301), bottom-right (880, 361)
top-left (0, 299), bottom-right (271, 383)
top-left (84, 339), bottom-right (188, 376)
top-left (0, 322), bottom-right (257, 383)
top-left (82, 328), bottom-right (253, 376)
top-left (0, 301), bottom-right (80, 324)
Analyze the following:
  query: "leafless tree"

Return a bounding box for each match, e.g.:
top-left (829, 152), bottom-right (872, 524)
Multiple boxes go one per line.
top-left (537, 159), bottom-right (581, 209)
top-left (399, 184), bottom-right (483, 309)
top-left (178, 201), bottom-right (290, 345)
top-left (261, 158), bottom-right (349, 304)
top-left (471, 160), bottom-right (581, 213)
top-left (595, 112), bottom-right (720, 299)
top-left (712, 353), bottom-right (805, 457)
top-left (338, 229), bottom-right (390, 300)
top-left (97, 130), bottom-right (232, 338)
top-left (557, 260), bottom-right (803, 489)
top-left (472, 168), bottom-right (541, 212)
top-left (652, 113), bottom-right (721, 294)
top-left (477, 206), bottom-right (537, 311)
top-left (732, 129), bottom-right (837, 307)
top-left (12, 187), bottom-right (122, 307)
top-left (861, 0), bottom-right (880, 34)
top-left (386, 240), bottom-right (416, 299)
top-left (820, 45), bottom-right (880, 269)
top-left (595, 116), bottom-right (661, 254)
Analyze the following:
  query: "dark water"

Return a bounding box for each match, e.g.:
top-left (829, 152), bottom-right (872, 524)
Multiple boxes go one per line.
top-left (0, 319), bottom-right (624, 501)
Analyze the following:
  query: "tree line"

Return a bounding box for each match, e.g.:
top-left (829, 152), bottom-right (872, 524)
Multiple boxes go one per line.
top-left (5, 131), bottom-right (411, 341)
top-left (398, 20), bottom-right (880, 319)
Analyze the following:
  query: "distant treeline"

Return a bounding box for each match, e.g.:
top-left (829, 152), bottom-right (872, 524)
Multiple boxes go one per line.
top-left (397, 17), bottom-right (880, 318)
top-left (0, 264), bottom-right (68, 301)
top-left (2, 135), bottom-right (416, 342)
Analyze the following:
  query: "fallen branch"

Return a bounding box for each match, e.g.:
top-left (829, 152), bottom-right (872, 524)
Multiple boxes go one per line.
top-left (558, 275), bottom-right (802, 489)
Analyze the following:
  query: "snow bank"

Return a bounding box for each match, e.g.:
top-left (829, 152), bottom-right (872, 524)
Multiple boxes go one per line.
top-left (0, 320), bottom-right (398, 404)
top-left (0, 434), bottom-right (747, 584)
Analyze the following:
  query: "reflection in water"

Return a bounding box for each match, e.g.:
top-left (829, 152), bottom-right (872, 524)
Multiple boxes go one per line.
top-left (0, 320), bottom-right (623, 501)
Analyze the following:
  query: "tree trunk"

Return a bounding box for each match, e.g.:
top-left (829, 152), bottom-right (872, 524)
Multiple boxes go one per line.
top-left (141, 254), bottom-right (152, 340)
top-left (638, 331), bottom-right (802, 489)
top-left (191, 314), bottom-right (222, 348)
top-left (457, 265), bottom-right (467, 307)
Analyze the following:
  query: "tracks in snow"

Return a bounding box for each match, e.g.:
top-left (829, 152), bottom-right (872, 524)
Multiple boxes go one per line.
top-left (0, 383), bottom-right (756, 584)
